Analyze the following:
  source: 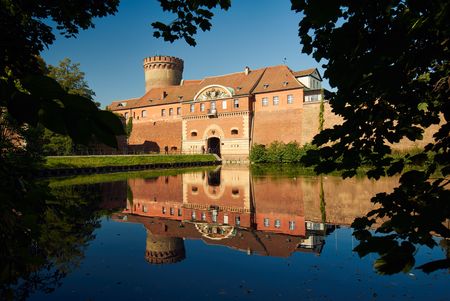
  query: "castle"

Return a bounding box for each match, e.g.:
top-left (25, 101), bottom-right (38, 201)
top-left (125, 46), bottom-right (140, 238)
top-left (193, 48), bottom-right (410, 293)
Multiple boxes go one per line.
top-left (108, 55), bottom-right (332, 160)
top-left (108, 55), bottom-right (435, 159)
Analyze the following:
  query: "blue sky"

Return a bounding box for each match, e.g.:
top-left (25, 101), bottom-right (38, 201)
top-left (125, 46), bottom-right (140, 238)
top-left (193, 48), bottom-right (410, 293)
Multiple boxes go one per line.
top-left (42, 0), bottom-right (328, 108)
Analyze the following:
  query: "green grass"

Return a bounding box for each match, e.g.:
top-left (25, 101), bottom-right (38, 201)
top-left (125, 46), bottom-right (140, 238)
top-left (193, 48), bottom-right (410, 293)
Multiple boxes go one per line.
top-left (47, 166), bottom-right (216, 187)
top-left (44, 154), bottom-right (217, 169)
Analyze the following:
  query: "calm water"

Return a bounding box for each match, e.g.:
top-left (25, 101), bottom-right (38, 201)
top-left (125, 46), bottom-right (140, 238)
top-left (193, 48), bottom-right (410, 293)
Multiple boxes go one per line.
top-left (23, 167), bottom-right (450, 300)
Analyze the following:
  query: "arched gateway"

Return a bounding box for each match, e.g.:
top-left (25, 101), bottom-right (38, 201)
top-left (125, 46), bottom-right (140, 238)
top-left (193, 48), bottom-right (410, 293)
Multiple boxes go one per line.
top-left (207, 137), bottom-right (221, 157)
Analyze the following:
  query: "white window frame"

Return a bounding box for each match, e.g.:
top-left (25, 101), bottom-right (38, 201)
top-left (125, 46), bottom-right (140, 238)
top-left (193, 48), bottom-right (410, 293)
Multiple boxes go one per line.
top-left (287, 94), bottom-right (294, 104)
top-left (262, 97), bottom-right (268, 106)
top-left (273, 96), bottom-right (279, 106)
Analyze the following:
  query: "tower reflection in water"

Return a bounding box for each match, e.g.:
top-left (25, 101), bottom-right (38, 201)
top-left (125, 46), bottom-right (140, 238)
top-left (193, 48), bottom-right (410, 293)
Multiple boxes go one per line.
top-left (112, 166), bottom-right (396, 264)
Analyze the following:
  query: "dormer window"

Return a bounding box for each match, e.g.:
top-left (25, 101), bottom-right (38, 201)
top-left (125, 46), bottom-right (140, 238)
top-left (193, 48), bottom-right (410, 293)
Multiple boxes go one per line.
top-left (178, 96), bottom-right (183, 100)
top-left (236, 86), bottom-right (242, 91)
top-left (283, 81), bottom-right (289, 87)
top-left (263, 84), bottom-right (269, 89)
top-left (118, 102), bottom-right (127, 107)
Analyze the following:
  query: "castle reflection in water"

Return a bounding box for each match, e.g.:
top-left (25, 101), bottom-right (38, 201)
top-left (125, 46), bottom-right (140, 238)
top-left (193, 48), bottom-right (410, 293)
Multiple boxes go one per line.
top-left (111, 166), bottom-right (398, 265)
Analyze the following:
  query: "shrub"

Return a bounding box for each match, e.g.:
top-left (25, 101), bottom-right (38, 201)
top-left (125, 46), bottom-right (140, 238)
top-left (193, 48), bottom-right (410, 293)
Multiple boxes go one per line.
top-left (266, 141), bottom-right (285, 163)
top-left (250, 142), bottom-right (318, 164)
top-left (249, 144), bottom-right (267, 163)
top-left (283, 141), bottom-right (302, 163)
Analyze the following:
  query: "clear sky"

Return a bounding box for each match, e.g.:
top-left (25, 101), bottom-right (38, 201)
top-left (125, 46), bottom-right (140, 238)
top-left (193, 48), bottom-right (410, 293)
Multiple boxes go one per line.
top-left (42, 0), bottom-right (329, 108)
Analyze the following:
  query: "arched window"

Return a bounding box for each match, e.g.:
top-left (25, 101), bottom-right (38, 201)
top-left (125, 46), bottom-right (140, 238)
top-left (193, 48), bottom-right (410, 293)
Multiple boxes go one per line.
top-left (191, 131), bottom-right (198, 137)
top-left (141, 110), bottom-right (147, 118)
top-left (231, 129), bottom-right (239, 135)
top-left (124, 112), bottom-right (129, 119)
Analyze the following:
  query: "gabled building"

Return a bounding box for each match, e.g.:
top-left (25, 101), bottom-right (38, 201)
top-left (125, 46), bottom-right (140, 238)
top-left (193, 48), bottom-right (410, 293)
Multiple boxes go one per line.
top-left (108, 55), bottom-right (328, 160)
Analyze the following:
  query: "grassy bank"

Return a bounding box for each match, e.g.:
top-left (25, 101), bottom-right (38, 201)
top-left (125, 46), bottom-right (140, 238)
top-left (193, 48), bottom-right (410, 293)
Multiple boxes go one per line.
top-left (47, 166), bottom-right (216, 187)
top-left (44, 154), bottom-right (217, 169)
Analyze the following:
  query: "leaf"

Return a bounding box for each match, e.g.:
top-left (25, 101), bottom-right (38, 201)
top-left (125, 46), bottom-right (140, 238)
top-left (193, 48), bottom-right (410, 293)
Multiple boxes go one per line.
top-left (417, 102), bottom-right (428, 112)
top-left (417, 259), bottom-right (450, 274)
top-left (386, 160), bottom-right (404, 176)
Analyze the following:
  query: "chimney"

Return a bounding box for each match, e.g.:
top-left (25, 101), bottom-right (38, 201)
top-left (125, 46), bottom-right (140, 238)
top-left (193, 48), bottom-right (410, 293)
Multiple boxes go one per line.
top-left (244, 66), bottom-right (250, 75)
top-left (161, 91), bottom-right (167, 99)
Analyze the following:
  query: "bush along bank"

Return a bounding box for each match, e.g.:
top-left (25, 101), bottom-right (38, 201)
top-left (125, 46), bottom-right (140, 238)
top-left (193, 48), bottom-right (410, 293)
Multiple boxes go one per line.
top-left (249, 142), bottom-right (317, 163)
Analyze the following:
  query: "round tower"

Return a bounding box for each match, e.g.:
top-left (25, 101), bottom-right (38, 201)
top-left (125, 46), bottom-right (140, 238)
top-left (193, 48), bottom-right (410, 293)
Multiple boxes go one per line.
top-left (144, 230), bottom-right (186, 264)
top-left (143, 55), bottom-right (184, 93)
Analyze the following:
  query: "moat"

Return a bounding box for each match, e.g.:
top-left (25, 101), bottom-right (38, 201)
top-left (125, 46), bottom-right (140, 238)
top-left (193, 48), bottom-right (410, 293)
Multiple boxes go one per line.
top-left (13, 166), bottom-right (450, 300)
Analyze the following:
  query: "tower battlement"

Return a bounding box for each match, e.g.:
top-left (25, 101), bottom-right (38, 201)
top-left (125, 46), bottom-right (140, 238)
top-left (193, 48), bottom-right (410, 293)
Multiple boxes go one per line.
top-left (143, 55), bottom-right (184, 92)
top-left (144, 231), bottom-right (186, 264)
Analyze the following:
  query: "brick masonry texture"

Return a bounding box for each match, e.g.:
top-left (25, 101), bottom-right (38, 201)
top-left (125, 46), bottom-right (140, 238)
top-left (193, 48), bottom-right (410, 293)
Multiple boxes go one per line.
top-left (129, 120), bottom-right (182, 152)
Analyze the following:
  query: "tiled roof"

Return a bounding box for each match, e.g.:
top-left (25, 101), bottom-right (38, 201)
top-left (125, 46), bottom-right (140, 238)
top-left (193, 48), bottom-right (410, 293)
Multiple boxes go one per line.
top-left (109, 64), bottom-right (314, 110)
top-left (293, 68), bottom-right (316, 77)
top-left (181, 79), bottom-right (202, 86)
top-left (197, 68), bottom-right (266, 97)
top-left (252, 65), bottom-right (303, 93)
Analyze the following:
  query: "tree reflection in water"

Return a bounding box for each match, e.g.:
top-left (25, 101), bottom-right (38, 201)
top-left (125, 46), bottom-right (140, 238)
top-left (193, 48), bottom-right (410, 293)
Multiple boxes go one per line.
top-left (0, 182), bottom-right (126, 301)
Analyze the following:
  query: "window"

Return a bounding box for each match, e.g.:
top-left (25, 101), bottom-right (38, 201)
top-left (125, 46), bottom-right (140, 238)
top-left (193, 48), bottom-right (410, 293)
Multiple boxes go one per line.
top-left (289, 221), bottom-right (295, 230)
top-left (178, 208), bottom-right (182, 216)
top-left (273, 96), bottom-right (279, 106)
top-left (275, 219), bottom-right (281, 228)
top-left (124, 112), bottom-right (129, 119)
top-left (161, 109), bottom-right (166, 116)
top-left (191, 131), bottom-right (197, 137)
top-left (190, 104), bottom-right (195, 112)
top-left (162, 207), bottom-right (166, 214)
top-left (177, 107), bottom-right (181, 115)
top-left (262, 97), bottom-right (268, 106)
top-left (143, 205), bottom-right (148, 213)
top-left (133, 112), bottom-right (136, 118)
top-left (264, 218), bottom-right (269, 227)
top-left (169, 108), bottom-right (173, 116)
top-left (233, 99), bottom-right (239, 108)
top-left (287, 94), bottom-right (294, 104)
top-left (201, 212), bottom-right (206, 221)
top-left (232, 188), bottom-right (239, 195)
top-left (211, 101), bottom-right (216, 110)
top-left (191, 211), bottom-right (196, 220)
top-left (231, 129), bottom-right (238, 135)
top-left (222, 100), bottom-right (227, 109)
top-left (235, 216), bottom-right (241, 226)
top-left (200, 103), bottom-right (205, 112)
top-left (170, 207), bottom-right (174, 215)
top-left (141, 110), bottom-right (147, 118)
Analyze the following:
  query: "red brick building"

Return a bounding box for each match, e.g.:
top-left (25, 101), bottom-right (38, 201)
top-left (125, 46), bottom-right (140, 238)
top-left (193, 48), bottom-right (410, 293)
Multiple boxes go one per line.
top-left (108, 55), bottom-right (325, 160)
